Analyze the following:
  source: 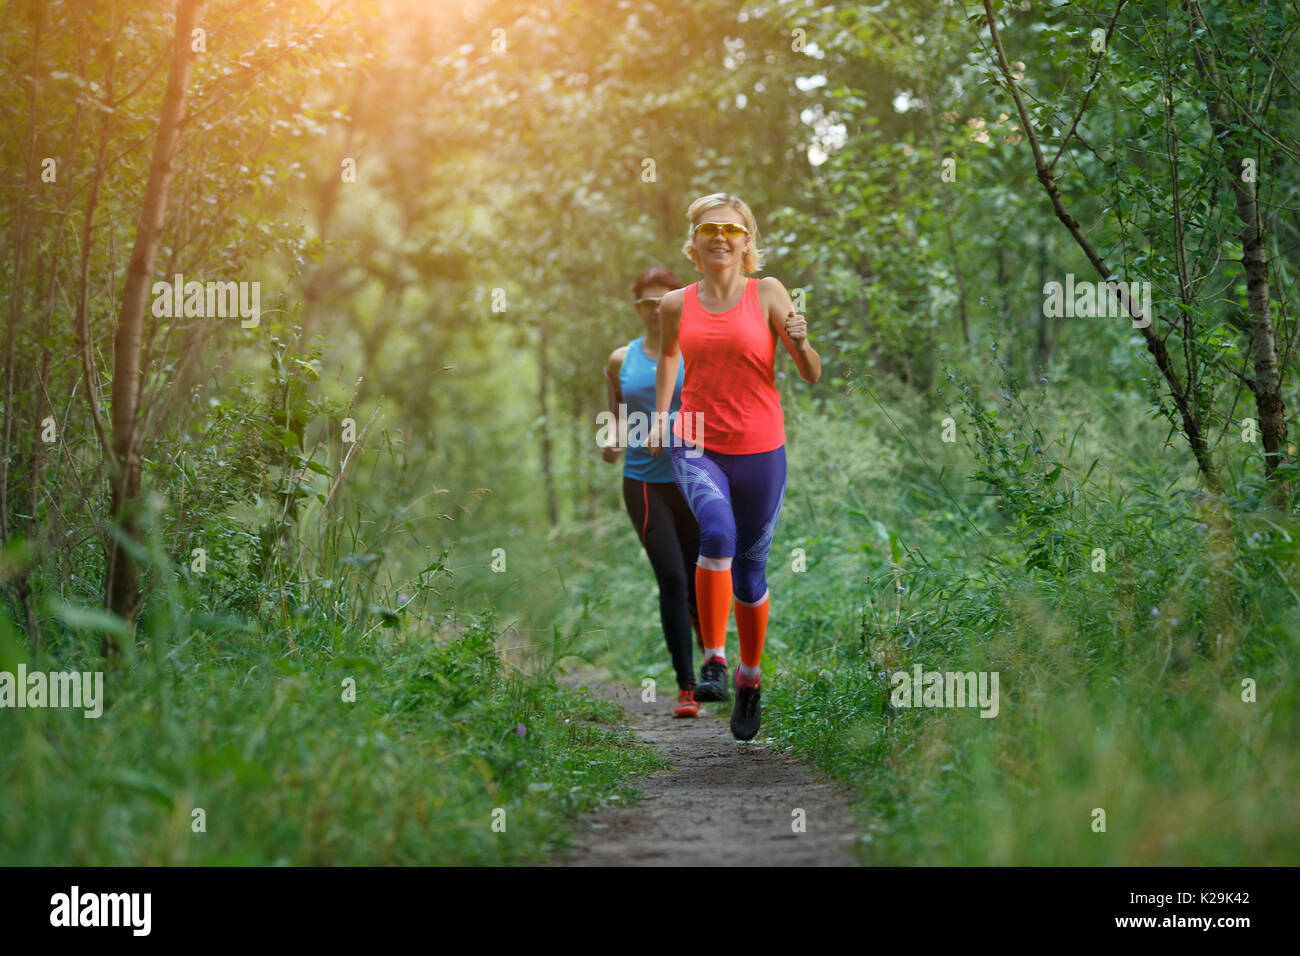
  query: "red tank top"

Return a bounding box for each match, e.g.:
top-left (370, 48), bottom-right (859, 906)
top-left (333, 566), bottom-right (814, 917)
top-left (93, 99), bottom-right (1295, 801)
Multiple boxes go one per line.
top-left (672, 277), bottom-right (785, 454)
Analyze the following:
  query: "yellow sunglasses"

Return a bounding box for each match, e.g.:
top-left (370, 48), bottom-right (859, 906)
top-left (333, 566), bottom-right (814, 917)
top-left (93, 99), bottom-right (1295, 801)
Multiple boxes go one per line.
top-left (693, 221), bottom-right (750, 239)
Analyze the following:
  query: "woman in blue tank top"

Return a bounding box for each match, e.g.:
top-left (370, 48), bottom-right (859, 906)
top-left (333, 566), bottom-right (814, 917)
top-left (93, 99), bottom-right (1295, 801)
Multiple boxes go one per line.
top-left (601, 267), bottom-right (705, 717)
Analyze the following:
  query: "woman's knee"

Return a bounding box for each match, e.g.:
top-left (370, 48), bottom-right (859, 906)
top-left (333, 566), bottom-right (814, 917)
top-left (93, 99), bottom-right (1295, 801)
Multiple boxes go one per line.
top-left (656, 566), bottom-right (689, 600)
top-left (732, 560), bottom-right (768, 604)
top-left (697, 524), bottom-right (736, 559)
top-left (694, 503), bottom-right (736, 558)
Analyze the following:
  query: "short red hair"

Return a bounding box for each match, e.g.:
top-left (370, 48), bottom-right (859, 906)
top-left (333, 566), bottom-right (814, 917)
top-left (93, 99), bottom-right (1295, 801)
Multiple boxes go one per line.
top-left (631, 267), bottom-right (683, 299)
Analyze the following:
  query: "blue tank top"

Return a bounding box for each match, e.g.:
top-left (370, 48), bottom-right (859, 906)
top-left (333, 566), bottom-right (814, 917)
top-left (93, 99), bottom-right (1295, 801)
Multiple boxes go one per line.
top-left (620, 336), bottom-right (684, 483)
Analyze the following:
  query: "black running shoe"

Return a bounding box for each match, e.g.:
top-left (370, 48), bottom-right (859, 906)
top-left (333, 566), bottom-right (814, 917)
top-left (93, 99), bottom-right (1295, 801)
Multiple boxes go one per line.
top-left (694, 656), bottom-right (729, 702)
top-left (730, 681), bottom-right (761, 740)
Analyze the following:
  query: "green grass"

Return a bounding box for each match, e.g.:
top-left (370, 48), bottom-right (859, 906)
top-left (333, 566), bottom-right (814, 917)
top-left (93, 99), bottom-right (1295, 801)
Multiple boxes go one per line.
top-left (0, 607), bottom-right (662, 865)
top-left (5, 352), bottom-right (1296, 866)
top-left (511, 360), bottom-right (1300, 865)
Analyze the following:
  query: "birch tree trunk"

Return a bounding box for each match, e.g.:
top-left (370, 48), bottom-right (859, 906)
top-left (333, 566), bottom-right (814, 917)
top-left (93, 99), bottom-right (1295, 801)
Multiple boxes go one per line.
top-left (1187, 2), bottom-right (1288, 500)
top-left (103, 0), bottom-right (205, 651)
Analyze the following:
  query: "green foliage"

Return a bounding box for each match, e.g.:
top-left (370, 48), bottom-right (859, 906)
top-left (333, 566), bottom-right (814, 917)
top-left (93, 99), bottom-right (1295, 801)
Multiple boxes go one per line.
top-left (3, 0), bottom-right (1299, 868)
top-left (0, 600), bottom-right (659, 865)
top-left (565, 372), bottom-right (1299, 864)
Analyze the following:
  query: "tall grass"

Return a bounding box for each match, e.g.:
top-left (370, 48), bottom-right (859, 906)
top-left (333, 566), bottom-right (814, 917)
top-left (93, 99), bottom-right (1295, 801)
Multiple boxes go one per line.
top-left (0, 605), bottom-right (659, 864)
top-left (551, 353), bottom-right (1300, 864)
top-left (0, 382), bottom-right (661, 865)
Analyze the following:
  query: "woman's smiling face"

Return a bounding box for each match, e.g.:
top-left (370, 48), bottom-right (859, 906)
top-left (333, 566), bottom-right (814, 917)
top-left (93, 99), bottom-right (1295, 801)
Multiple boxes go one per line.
top-left (692, 207), bottom-right (749, 269)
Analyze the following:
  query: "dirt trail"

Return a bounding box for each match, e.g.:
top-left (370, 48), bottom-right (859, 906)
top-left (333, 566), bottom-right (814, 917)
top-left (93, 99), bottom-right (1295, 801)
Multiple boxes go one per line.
top-left (558, 669), bottom-right (861, 866)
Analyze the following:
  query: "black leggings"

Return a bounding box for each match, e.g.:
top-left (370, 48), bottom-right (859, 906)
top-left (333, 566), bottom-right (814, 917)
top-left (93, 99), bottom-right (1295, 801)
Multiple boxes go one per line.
top-left (622, 476), bottom-right (701, 690)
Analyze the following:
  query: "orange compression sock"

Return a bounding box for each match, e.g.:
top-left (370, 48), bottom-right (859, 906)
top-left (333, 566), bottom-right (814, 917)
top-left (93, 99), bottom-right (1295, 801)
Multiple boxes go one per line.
top-left (734, 593), bottom-right (770, 672)
top-left (695, 564), bottom-right (733, 660)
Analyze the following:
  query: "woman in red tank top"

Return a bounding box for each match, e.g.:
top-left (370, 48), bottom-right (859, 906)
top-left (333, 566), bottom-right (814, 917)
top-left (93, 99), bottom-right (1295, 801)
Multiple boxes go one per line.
top-left (648, 193), bottom-right (821, 740)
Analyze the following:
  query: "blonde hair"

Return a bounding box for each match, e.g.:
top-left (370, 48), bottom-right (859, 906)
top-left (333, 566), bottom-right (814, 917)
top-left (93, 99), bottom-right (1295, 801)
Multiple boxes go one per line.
top-left (680, 193), bottom-right (765, 274)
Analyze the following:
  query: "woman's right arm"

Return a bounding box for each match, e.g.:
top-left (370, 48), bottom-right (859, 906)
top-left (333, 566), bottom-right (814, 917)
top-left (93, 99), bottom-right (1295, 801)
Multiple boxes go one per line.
top-left (602, 347), bottom-right (627, 463)
top-left (649, 291), bottom-right (683, 458)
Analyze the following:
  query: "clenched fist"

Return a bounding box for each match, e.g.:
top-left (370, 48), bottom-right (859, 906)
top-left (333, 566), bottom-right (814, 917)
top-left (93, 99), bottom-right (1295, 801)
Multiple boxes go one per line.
top-left (786, 309), bottom-right (808, 346)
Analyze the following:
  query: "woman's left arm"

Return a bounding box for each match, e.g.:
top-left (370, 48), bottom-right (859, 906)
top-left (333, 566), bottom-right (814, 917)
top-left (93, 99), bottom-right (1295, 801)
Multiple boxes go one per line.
top-left (760, 276), bottom-right (821, 383)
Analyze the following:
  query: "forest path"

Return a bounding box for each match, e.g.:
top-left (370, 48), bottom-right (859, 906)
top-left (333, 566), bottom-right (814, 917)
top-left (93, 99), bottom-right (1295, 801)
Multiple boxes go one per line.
top-left (556, 668), bottom-right (861, 866)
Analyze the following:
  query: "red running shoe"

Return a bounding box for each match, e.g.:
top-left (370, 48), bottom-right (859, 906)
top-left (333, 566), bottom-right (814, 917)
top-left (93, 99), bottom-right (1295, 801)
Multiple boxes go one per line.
top-left (673, 687), bottom-right (700, 718)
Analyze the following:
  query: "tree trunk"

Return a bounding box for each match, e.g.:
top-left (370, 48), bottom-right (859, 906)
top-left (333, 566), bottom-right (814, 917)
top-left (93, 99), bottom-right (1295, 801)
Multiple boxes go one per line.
top-left (917, 69), bottom-right (970, 346)
top-left (300, 74), bottom-right (366, 341)
top-left (1035, 231), bottom-right (1054, 369)
top-left (537, 319), bottom-right (557, 527)
top-left (982, 0), bottom-right (1223, 493)
top-left (2, 3), bottom-right (48, 642)
top-left (1187, 2), bottom-right (1288, 501)
top-left (103, 0), bottom-right (205, 651)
